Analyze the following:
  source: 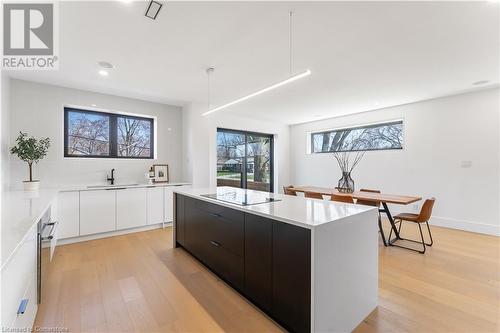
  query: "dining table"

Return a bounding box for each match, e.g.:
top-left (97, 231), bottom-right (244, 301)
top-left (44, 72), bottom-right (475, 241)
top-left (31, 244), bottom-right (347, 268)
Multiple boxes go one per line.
top-left (291, 186), bottom-right (422, 246)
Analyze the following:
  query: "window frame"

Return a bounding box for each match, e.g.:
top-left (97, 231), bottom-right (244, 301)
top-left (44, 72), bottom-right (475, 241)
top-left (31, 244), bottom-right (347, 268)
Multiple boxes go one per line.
top-left (64, 107), bottom-right (155, 159)
top-left (217, 127), bottom-right (275, 193)
top-left (310, 120), bottom-right (404, 154)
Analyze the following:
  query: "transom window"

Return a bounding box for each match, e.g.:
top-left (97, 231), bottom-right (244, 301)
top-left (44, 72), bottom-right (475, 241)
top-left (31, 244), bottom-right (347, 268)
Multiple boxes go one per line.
top-left (64, 107), bottom-right (154, 159)
top-left (311, 120), bottom-right (403, 153)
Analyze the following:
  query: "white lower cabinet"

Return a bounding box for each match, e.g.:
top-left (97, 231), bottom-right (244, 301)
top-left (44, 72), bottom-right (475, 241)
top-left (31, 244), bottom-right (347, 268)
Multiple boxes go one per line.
top-left (56, 191), bottom-right (80, 239)
top-left (80, 190), bottom-right (116, 236)
top-left (67, 185), bottom-right (190, 239)
top-left (117, 188), bottom-right (147, 230)
top-left (147, 187), bottom-right (164, 225)
top-left (1, 223), bottom-right (37, 330)
top-left (164, 187), bottom-right (174, 222)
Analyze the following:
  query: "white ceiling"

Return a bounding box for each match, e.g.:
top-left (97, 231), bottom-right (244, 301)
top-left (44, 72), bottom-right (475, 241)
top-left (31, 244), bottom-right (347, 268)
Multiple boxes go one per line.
top-left (6, 1), bottom-right (499, 124)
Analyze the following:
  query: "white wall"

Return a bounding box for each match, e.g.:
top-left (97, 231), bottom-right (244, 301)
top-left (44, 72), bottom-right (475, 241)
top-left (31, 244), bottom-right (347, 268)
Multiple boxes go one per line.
top-left (1, 74), bottom-right (10, 191)
top-left (290, 88), bottom-right (500, 236)
top-left (182, 102), bottom-right (290, 192)
top-left (9, 79), bottom-right (183, 188)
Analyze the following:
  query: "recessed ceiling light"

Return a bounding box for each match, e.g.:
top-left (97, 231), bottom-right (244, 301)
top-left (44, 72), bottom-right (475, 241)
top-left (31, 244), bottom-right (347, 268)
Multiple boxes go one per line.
top-left (145, 0), bottom-right (162, 20)
top-left (91, 104), bottom-right (97, 107)
top-left (98, 70), bottom-right (109, 77)
top-left (473, 80), bottom-right (489, 86)
top-left (98, 61), bottom-right (114, 69)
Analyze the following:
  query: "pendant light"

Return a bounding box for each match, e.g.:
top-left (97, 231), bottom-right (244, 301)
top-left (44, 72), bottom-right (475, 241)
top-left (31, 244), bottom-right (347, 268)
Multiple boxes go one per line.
top-left (203, 11), bottom-right (311, 116)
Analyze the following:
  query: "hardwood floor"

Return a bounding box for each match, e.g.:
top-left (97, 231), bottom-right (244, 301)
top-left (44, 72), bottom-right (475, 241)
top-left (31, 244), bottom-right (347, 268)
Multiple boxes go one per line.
top-left (34, 223), bottom-right (500, 333)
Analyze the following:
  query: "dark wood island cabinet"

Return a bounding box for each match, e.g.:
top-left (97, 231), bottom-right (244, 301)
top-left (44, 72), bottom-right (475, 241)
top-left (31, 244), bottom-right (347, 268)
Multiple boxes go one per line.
top-left (173, 188), bottom-right (378, 333)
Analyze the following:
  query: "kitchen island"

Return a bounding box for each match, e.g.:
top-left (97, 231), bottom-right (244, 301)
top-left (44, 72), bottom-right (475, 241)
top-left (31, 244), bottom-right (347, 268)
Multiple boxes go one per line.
top-left (172, 186), bottom-right (378, 333)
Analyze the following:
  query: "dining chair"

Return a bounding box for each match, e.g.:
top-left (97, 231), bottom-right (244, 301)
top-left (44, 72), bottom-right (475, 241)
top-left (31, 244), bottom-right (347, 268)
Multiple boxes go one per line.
top-left (304, 191), bottom-right (324, 199)
top-left (283, 185), bottom-right (298, 196)
top-left (356, 189), bottom-right (386, 246)
top-left (331, 194), bottom-right (354, 203)
top-left (388, 198), bottom-right (436, 254)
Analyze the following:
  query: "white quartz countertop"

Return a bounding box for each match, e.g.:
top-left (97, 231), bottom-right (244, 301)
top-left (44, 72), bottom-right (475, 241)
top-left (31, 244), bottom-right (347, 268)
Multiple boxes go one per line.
top-left (1, 189), bottom-right (58, 269)
top-left (1, 182), bottom-right (191, 269)
top-left (173, 186), bottom-right (376, 229)
top-left (58, 181), bottom-right (191, 192)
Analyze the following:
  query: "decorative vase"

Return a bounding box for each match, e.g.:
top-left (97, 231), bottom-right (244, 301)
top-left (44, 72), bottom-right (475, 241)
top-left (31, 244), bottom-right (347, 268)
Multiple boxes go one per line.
top-left (23, 180), bottom-right (40, 191)
top-left (337, 172), bottom-right (354, 193)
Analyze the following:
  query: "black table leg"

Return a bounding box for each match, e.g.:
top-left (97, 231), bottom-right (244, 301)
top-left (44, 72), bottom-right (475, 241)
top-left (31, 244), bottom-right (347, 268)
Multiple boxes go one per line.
top-left (380, 202), bottom-right (400, 245)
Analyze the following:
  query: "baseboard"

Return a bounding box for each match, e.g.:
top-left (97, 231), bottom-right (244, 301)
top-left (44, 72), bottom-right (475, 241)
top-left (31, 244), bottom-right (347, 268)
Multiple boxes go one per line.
top-left (385, 206), bottom-right (499, 237)
top-left (56, 222), bottom-right (173, 245)
top-left (428, 216), bottom-right (499, 236)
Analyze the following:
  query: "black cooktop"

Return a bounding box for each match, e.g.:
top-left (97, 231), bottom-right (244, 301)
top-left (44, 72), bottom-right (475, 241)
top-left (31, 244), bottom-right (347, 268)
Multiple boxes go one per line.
top-left (201, 192), bottom-right (281, 206)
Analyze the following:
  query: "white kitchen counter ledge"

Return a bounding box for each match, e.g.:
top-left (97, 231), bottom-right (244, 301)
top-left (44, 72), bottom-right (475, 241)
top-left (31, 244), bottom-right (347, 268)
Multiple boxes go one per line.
top-left (173, 186), bottom-right (376, 229)
top-left (1, 189), bottom-right (58, 270)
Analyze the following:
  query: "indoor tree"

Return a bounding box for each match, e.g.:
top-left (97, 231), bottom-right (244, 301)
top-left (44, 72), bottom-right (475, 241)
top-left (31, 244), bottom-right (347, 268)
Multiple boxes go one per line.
top-left (10, 132), bottom-right (50, 184)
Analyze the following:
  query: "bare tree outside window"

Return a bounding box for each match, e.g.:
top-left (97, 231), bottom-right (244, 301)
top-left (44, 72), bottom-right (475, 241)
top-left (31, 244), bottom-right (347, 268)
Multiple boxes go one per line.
top-left (312, 121), bottom-right (403, 153)
top-left (65, 108), bottom-right (154, 159)
top-left (117, 117), bottom-right (151, 157)
top-left (217, 129), bottom-right (273, 192)
top-left (67, 112), bottom-right (110, 156)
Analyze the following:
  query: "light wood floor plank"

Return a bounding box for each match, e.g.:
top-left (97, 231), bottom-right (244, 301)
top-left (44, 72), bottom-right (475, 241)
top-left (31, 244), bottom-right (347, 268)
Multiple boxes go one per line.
top-left (34, 223), bottom-right (500, 333)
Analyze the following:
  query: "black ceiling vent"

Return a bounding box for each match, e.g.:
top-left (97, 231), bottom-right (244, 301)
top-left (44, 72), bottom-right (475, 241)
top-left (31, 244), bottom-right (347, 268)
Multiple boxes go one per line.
top-left (145, 0), bottom-right (162, 20)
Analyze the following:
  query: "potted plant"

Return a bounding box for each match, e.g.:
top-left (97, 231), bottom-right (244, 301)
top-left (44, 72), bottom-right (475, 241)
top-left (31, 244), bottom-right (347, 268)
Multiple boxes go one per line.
top-left (10, 132), bottom-right (50, 191)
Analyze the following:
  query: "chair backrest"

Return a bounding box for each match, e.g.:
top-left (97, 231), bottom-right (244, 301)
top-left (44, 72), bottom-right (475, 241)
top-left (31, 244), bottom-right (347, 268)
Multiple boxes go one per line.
top-left (283, 186), bottom-right (298, 196)
top-left (357, 188), bottom-right (381, 207)
top-left (304, 191), bottom-right (324, 200)
top-left (331, 194), bottom-right (354, 204)
top-left (418, 198), bottom-right (435, 222)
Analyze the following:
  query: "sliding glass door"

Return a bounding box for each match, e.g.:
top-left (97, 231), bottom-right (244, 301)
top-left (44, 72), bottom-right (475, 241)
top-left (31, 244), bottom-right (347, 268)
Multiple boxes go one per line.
top-left (217, 128), bottom-right (274, 192)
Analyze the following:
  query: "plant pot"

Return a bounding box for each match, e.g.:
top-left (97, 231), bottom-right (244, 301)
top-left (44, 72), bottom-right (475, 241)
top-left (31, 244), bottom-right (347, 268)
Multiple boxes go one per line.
top-left (337, 172), bottom-right (355, 193)
top-left (23, 180), bottom-right (40, 191)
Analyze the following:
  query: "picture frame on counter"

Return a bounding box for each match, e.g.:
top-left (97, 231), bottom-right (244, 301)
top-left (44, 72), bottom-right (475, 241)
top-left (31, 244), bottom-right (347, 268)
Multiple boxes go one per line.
top-left (153, 164), bottom-right (169, 183)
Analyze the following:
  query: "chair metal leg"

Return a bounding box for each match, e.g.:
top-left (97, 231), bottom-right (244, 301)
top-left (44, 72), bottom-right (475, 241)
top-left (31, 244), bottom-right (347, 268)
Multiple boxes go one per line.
top-left (425, 221), bottom-right (434, 246)
top-left (389, 219), bottom-right (428, 254)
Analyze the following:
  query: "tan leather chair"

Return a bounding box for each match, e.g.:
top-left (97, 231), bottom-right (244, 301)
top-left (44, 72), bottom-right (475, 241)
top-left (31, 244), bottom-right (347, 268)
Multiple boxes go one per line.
top-left (283, 185), bottom-right (298, 196)
top-left (331, 194), bottom-right (354, 203)
top-left (304, 191), bottom-right (324, 199)
top-left (389, 198), bottom-right (435, 254)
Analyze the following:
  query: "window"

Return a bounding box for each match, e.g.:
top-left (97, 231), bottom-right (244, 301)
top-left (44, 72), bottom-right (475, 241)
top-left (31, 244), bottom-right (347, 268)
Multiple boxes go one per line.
top-left (311, 120), bottom-right (403, 153)
top-left (64, 107), bottom-right (154, 159)
top-left (217, 128), bottom-right (274, 192)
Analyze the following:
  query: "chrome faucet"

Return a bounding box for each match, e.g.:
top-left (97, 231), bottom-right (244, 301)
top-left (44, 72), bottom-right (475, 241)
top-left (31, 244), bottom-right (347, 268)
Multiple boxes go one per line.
top-left (107, 169), bottom-right (115, 185)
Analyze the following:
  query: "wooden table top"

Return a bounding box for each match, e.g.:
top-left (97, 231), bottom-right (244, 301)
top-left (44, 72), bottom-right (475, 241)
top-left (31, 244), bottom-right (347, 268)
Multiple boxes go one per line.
top-left (292, 186), bottom-right (421, 205)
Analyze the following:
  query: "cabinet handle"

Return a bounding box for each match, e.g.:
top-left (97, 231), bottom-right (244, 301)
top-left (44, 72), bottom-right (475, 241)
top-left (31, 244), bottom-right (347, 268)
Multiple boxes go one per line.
top-left (209, 212), bottom-right (221, 218)
top-left (210, 240), bottom-right (220, 247)
top-left (106, 187), bottom-right (126, 191)
top-left (41, 221), bottom-right (58, 240)
top-left (17, 299), bottom-right (28, 315)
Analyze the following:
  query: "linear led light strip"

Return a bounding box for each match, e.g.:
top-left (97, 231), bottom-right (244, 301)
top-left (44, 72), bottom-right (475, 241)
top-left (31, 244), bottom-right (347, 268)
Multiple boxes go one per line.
top-left (202, 69), bottom-right (311, 116)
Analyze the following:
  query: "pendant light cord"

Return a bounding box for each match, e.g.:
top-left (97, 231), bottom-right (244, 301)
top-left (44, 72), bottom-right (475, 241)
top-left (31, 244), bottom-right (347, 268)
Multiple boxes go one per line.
top-left (289, 11), bottom-right (293, 75)
top-left (206, 67), bottom-right (214, 110)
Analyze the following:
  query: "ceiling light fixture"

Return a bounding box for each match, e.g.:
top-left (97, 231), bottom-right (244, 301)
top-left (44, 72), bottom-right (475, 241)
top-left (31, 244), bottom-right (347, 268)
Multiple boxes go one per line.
top-left (98, 70), bottom-right (109, 77)
top-left (145, 0), bottom-right (162, 20)
top-left (98, 61), bottom-right (114, 69)
top-left (203, 69), bottom-right (311, 116)
top-left (202, 11), bottom-right (311, 116)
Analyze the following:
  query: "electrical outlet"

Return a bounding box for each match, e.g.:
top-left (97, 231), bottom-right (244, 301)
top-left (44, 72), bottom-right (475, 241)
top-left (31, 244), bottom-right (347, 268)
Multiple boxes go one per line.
top-left (460, 160), bottom-right (472, 168)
